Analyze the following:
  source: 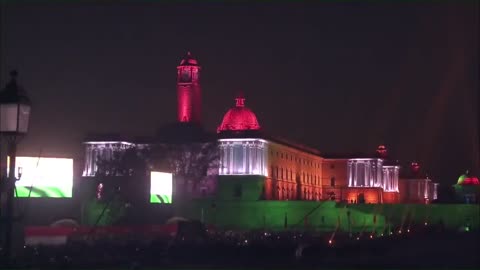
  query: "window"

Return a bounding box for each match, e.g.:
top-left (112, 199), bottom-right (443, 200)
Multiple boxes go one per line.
top-left (330, 164), bottom-right (335, 169)
top-left (330, 177), bottom-right (336, 187)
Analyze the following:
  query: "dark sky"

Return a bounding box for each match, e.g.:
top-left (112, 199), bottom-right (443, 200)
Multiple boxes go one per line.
top-left (1, 1), bottom-right (478, 184)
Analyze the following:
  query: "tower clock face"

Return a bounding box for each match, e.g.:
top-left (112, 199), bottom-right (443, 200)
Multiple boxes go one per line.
top-left (180, 70), bottom-right (191, 82)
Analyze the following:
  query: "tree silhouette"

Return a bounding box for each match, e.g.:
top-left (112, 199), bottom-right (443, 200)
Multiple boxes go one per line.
top-left (149, 141), bottom-right (220, 195)
top-left (95, 147), bottom-right (149, 177)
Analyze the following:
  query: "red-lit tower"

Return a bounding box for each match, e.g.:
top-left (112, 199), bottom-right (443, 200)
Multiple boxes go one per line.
top-left (177, 52), bottom-right (201, 124)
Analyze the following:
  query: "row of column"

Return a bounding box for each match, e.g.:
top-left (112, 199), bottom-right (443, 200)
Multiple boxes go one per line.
top-left (348, 159), bottom-right (401, 192)
top-left (219, 140), bottom-right (267, 176)
top-left (82, 142), bottom-right (132, 176)
top-left (348, 159), bottom-right (383, 188)
top-left (382, 166), bottom-right (399, 192)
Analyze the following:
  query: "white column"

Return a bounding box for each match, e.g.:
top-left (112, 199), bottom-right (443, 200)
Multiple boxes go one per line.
top-left (252, 144), bottom-right (256, 174)
top-left (262, 143), bottom-right (267, 176)
top-left (394, 167), bottom-right (399, 191)
top-left (229, 144), bottom-right (234, 174)
top-left (366, 161), bottom-right (371, 187)
top-left (242, 144), bottom-right (247, 174)
top-left (348, 161), bottom-right (352, 186)
top-left (354, 161), bottom-right (358, 186)
top-left (223, 144), bottom-right (228, 174)
top-left (83, 144), bottom-right (92, 176)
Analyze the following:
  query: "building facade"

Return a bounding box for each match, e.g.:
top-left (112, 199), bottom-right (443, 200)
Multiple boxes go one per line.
top-left (82, 53), bottom-right (437, 204)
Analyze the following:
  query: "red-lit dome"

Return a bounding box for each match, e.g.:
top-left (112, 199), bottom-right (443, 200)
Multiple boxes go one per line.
top-left (376, 145), bottom-right (388, 158)
top-left (179, 51), bottom-right (199, 66)
top-left (217, 93), bottom-right (261, 133)
top-left (457, 173), bottom-right (480, 185)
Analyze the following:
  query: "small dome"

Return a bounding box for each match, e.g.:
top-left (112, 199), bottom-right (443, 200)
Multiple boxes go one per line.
top-left (457, 174), bottom-right (467, 185)
top-left (217, 93), bottom-right (261, 133)
top-left (179, 51), bottom-right (199, 66)
top-left (457, 174), bottom-right (479, 185)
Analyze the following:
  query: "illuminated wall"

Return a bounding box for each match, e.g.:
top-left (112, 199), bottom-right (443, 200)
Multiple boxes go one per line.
top-left (348, 159), bottom-right (383, 188)
top-left (82, 141), bottom-right (135, 177)
top-left (217, 138), bottom-right (324, 201)
top-left (218, 138), bottom-right (268, 176)
top-left (398, 178), bottom-right (437, 204)
top-left (150, 171), bottom-right (173, 204)
top-left (344, 187), bottom-right (383, 204)
top-left (8, 157), bottom-right (73, 198)
top-left (382, 165), bottom-right (399, 192)
top-left (321, 159), bottom-right (348, 201)
top-left (268, 141), bottom-right (323, 201)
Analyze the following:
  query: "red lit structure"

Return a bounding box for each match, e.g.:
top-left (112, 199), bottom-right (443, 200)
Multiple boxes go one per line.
top-left (376, 145), bottom-right (388, 159)
top-left (177, 52), bottom-right (201, 124)
top-left (217, 93), bottom-right (261, 133)
top-left (410, 162), bottom-right (420, 174)
top-left (82, 52), bottom-right (439, 205)
top-left (454, 171), bottom-right (480, 203)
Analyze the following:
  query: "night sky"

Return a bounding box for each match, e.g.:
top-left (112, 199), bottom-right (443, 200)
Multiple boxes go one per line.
top-left (1, 1), bottom-right (478, 184)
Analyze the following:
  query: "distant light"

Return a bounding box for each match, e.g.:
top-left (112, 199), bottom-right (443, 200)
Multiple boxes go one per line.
top-left (424, 222), bottom-right (428, 226)
top-left (407, 229), bottom-right (410, 233)
top-left (328, 240), bottom-right (332, 245)
top-left (369, 235), bottom-right (373, 239)
top-left (356, 237), bottom-right (360, 240)
top-left (398, 230), bottom-right (402, 234)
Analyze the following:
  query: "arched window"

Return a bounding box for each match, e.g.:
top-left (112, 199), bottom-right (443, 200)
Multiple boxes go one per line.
top-left (330, 177), bottom-right (336, 187)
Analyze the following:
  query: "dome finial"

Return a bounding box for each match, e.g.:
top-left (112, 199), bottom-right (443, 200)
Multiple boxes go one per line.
top-left (179, 52), bottom-right (199, 66)
top-left (235, 91), bottom-right (245, 107)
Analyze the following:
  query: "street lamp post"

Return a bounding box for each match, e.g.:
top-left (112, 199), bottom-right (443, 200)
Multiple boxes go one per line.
top-left (0, 70), bottom-right (31, 265)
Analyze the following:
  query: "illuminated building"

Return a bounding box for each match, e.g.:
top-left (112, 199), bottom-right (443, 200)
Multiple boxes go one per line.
top-left (398, 162), bottom-right (438, 204)
top-left (399, 177), bottom-right (438, 204)
top-left (453, 171), bottom-right (480, 203)
top-left (177, 51), bottom-right (201, 124)
top-left (82, 141), bottom-right (136, 177)
top-left (216, 94), bottom-right (324, 201)
top-left (82, 52), bottom-right (438, 204)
